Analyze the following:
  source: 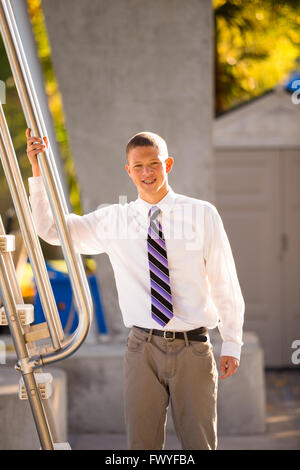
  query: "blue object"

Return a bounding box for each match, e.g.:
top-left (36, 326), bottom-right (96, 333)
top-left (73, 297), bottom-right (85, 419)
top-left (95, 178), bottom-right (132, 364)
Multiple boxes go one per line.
top-left (285, 71), bottom-right (300, 93)
top-left (33, 262), bottom-right (108, 335)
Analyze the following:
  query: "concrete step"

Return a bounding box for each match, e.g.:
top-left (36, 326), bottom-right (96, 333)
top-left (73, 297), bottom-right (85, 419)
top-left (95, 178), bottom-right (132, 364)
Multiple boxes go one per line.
top-left (4, 329), bottom-right (266, 436)
top-left (0, 367), bottom-right (68, 450)
top-left (1, 329), bottom-right (266, 441)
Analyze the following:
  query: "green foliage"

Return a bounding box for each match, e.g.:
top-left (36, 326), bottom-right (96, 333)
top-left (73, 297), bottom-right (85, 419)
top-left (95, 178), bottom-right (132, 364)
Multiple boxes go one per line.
top-left (214, 0), bottom-right (300, 114)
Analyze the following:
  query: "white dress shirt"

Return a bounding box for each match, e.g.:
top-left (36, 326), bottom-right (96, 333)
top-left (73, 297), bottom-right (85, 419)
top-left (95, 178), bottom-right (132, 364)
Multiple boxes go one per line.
top-left (28, 177), bottom-right (245, 359)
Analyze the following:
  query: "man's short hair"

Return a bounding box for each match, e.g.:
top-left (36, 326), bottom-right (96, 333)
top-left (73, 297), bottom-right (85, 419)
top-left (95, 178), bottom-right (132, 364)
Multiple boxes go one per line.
top-left (126, 132), bottom-right (168, 161)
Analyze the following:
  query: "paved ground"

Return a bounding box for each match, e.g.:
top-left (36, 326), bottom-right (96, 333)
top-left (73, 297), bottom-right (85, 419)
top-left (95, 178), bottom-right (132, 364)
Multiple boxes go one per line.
top-left (69, 369), bottom-right (300, 450)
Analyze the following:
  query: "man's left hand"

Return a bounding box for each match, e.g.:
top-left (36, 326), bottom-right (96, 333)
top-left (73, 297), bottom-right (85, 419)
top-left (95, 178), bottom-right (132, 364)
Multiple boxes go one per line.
top-left (219, 356), bottom-right (239, 379)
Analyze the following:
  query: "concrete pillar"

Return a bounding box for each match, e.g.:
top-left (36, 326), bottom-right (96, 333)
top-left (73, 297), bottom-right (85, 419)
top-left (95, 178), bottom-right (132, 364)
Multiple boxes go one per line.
top-left (41, 0), bottom-right (214, 336)
top-left (0, 367), bottom-right (68, 449)
top-left (210, 330), bottom-right (266, 435)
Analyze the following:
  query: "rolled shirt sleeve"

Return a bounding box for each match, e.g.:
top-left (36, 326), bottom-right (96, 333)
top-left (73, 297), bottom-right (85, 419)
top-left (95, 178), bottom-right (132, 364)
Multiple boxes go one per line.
top-left (204, 204), bottom-right (245, 360)
top-left (28, 176), bottom-right (109, 255)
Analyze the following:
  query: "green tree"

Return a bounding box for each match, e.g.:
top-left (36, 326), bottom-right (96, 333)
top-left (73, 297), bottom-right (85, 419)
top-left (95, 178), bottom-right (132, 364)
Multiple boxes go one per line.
top-left (214, 0), bottom-right (300, 114)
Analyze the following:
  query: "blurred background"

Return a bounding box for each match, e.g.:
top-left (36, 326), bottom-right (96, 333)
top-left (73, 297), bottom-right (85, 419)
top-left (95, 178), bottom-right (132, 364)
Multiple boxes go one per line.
top-left (0, 0), bottom-right (299, 450)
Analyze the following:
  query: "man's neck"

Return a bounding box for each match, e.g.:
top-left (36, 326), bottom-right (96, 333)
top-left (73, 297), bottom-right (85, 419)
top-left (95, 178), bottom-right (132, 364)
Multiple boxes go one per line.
top-left (139, 185), bottom-right (170, 205)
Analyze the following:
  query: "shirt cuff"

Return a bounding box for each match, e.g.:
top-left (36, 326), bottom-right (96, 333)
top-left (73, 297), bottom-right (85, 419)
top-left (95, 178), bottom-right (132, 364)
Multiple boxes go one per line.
top-left (221, 341), bottom-right (242, 361)
top-left (28, 176), bottom-right (44, 194)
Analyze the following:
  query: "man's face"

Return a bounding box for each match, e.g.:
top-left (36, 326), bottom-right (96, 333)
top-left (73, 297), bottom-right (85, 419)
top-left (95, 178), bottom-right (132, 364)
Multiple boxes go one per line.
top-left (125, 146), bottom-right (173, 200)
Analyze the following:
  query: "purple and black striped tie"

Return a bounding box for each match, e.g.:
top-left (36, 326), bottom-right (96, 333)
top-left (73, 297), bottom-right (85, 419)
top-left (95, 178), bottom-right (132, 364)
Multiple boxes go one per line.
top-left (147, 206), bottom-right (174, 326)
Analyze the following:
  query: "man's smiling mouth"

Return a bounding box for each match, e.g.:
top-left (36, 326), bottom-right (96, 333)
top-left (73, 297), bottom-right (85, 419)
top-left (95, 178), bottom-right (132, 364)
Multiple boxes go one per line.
top-left (142, 179), bottom-right (156, 185)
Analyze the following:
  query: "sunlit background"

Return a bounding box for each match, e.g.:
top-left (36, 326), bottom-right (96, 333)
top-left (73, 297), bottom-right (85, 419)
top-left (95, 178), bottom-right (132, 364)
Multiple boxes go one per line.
top-left (214, 0), bottom-right (300, 113)
top-left (1, 0), bottom-right (300, 224)
top-left (0, 0), bottom-right (299, 450)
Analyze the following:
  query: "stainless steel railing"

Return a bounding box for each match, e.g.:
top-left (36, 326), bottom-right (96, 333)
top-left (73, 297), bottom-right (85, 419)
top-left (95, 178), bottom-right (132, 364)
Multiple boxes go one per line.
top-left (0, 0), bottom-right (94, 449)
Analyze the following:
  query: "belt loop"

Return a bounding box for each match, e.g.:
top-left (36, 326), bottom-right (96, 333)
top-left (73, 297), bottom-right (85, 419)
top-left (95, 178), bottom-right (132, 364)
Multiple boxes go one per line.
top-left (183, 331), bottom-right (189, 347)
top-left (147, 329), bottom-right (153, 343)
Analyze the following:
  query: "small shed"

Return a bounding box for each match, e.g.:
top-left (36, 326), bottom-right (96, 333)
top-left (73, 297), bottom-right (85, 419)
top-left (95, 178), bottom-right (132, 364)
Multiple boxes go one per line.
top-left (213, 82), bottom-right (300, 367)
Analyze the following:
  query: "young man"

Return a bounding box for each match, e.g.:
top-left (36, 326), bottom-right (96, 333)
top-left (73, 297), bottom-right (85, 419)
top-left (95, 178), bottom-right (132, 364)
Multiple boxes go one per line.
top-left (26, 128), bottom-right (245, 450)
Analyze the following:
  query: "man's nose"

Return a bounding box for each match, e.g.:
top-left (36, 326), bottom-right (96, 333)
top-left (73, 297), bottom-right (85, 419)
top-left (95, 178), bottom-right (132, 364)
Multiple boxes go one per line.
top-left (142, 165), bottom-right (153, 176)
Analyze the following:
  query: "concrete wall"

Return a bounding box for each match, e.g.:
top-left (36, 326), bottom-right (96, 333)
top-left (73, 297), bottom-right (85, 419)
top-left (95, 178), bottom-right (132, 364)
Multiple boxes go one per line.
top-left (41, 0), bottom-right (214, 336)
top-left (3, 331), bottom-right (266, 444)
top-left (0, 367), bottom-right (68, 449)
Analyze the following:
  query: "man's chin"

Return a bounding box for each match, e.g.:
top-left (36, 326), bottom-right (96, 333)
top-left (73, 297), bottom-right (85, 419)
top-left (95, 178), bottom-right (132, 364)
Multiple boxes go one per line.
top-left (140, 182), bottom-right (158, 193)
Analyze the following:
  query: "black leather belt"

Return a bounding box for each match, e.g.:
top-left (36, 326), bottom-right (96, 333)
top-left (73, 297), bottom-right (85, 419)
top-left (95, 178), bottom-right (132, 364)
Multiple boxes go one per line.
top-left (133, 325), bottom-right (208, 342)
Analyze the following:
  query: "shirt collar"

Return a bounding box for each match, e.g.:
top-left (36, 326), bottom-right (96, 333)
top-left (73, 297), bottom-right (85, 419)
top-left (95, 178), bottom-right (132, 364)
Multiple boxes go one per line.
top-left (135, 186), bottom-right (177, 218)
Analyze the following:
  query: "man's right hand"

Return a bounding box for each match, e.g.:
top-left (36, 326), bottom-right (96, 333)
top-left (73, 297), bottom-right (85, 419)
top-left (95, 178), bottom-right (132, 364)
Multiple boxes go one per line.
top-left (26, 127), bottom-right (48, 177)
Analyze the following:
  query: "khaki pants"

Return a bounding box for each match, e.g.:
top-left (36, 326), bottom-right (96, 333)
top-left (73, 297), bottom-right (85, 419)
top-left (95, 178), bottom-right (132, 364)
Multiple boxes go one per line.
top-left (124, 326), bottom-right (218, 450)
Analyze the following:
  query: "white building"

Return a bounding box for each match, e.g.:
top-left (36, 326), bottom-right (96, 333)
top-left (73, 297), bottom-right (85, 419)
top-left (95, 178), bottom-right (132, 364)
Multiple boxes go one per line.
top-left (214, 84), bottom-right (300, 367)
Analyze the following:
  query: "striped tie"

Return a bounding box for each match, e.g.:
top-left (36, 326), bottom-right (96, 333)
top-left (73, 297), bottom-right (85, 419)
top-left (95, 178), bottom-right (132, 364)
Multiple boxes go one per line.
top-left (147, 206), bottom-right (174, 326)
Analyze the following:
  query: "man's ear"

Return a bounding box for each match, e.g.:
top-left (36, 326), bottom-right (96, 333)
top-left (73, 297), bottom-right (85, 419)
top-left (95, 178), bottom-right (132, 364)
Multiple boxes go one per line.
top-left (125, 163), bottom-right (132, 178)
top-left (165, 156), bottom-right (174, 174)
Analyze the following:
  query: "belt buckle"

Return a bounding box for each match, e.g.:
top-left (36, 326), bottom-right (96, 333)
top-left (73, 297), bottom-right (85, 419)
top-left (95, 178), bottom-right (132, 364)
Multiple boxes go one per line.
top-left (163, 330), bottom-right (175, 341)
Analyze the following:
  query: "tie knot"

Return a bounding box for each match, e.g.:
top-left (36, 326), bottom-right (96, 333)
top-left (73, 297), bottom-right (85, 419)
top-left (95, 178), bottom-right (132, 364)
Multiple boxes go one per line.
top-left (149, 206), bottom-right (161, 221)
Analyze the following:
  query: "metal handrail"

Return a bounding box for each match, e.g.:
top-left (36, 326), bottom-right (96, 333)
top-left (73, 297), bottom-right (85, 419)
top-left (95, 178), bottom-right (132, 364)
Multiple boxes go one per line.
top-left (0, 0), bottom-right (93, 366)
top-left (0, 216), bottom-right (55, 449)
top-left (0, 105), bottom-right (63, 350)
